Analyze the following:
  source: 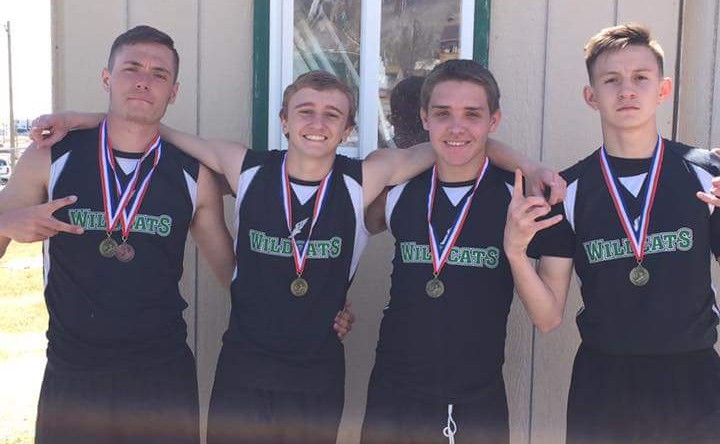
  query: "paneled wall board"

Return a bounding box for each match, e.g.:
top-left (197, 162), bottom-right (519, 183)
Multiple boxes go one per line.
top-left (489, 1), bottom-right (550, 443)
top-left (616, 0), bottom-right (680, 136)
top-left (52, 0), bottom-right (126, 111)
top-left (676, 0), bottom-right (717, 148)
top-left (533, 1), bottom-right (616, 443)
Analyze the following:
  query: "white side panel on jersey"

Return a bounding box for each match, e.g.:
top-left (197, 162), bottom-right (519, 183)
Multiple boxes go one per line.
top-left (691, 164), bottom-right (715, 215)
top-left (563, 180), bottom-right (579, 232)
top-left (45, 152), bottom-right (72, 284)
top-left (505, 183), bottom-right (514, 197)
top-left (48, 152), bottom-right (71, 199)
top-left (345, 174), bottom-right (369, 279)
top-left (234, 166), bottom-right (262, 233)
top-left (232, 166), bottom-right (262, 281)
top-left (385, 182), bottom-right (408, 237)
top-left (184, 170), bottom-right (199, 218)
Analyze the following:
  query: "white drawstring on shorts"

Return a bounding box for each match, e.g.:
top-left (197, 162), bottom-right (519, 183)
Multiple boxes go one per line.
top-left (442, 403), bottom-right (457, 444)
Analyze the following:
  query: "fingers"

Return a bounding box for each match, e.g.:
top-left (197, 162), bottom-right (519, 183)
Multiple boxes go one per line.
top-left (547, 175), bottom-right (567, 205)
top-left (535, 214), bottom-right (564, 230)
top-left (48, 217), bottom-right (84, 235)
top-left (697, 191), bottom-right (720, 207)
top-left (512, 169), bottom-right (523, 198)
top-left (46, 195), bottom-right (78, 212)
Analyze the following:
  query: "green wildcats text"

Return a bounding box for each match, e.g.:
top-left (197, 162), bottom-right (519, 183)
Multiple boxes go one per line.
top-left (67, 209), bottom-right (173, 237)
top-left (399, 242), bottom-right (500, 268)
top-left (582, 227), bottom-right (693, 264)
top-left (248, 229), bottom-right (342, 258)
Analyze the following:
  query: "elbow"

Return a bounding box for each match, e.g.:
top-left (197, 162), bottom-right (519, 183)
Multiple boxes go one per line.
top-left (534, 313), bottom-right (562, 333)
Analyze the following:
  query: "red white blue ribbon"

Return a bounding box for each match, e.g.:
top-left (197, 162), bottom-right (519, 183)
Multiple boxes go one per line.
top-left (427, 158), bottom-right (489, 276)
top-left (599, 136), bottom-right (664, 264)
top-left (98, 119), bottom-right (162, 239)
top-left (280, 153), bottom-right (333, 276)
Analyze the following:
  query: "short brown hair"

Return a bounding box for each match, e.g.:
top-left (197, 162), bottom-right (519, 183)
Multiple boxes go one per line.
top-left (420, 59), bottom-right (500, 114)
top-left (279, 71), bottom-right (357, 129)
top-left (584, 23), bottom-right (664, 82)
top-left (108, 25), bottom-right (180, 81)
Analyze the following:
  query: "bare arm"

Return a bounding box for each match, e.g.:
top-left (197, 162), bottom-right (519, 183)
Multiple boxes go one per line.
top-left (486, 138), bottom-right (567, 204)
top-left (159, 125), bottom-right (248, 195)
top-left (0, 145), bottom-right (82, 258)
top-left (31, 112), bottom-right (105, 148)
top-left (361, 142), bottom-right (435, 208)
top-left (190, 166), bottom-right (235, 287)
top-left (504, 169), bottom-right (572, 332)
top-left (364, 189), bottom-right (389, 235)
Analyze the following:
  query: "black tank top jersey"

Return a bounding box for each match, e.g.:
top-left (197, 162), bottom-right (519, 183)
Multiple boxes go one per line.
top-left (530, 140), bottom-right (720, 354)
top-left (45, 127), bottom-right (199, 371)
top-left (227, 149), bottom-right (367, 391)
top-left (374, 164), bottom-right (514, 403)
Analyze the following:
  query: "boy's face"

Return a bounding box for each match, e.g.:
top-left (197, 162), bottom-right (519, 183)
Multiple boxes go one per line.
top-left (584, 45), bottom-right (671, 133)
top-left (281, 87), bottom-right (352, 158)
top-left (421, 80), bottom-right (501, 178)
top-left (103, 42), bottom-right (179, 126)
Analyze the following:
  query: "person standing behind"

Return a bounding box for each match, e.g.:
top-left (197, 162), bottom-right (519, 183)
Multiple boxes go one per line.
top-left (505, 23), bottom-right (720, 444)
top-left (0, 25), bottom-right (234, 444)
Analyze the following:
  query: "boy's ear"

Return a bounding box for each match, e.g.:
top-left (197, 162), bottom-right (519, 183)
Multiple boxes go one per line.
top-left (658, 77), bottom-right (673, 103)
top-left (583, 85), bottom-right (599, 110)
top-left (420, 108), bottom-right (429, 131)
top-left (489, 109), bottom-right (502, 132)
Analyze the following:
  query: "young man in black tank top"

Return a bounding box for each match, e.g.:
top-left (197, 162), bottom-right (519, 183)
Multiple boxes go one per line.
top-left (0, 26), bottom-right (234, 444)
top-left (505, 24), bottom-right (720, 444)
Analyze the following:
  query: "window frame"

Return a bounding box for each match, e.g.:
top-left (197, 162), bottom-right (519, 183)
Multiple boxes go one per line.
top-left (252, 0), bottom-right (491, 155)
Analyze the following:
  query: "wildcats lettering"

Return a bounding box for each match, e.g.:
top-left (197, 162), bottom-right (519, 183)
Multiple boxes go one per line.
top-left (67, 209), bottom-right (174, 237)
top-left (248, 229), bottom-right (342, 259)
top-left (399, 242), bottom-right (500, 268)
top-left (582, 227), bottom-right (693, 264)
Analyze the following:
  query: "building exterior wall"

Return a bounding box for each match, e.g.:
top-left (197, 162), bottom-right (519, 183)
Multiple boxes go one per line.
top-left (50, 1), bottom-right (720, 443)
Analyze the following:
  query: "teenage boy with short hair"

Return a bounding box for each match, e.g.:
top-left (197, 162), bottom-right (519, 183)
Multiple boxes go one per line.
top-left (360, 59), bottom-right (552, 444)
top-left (505, 23), bottom-right (720, 444)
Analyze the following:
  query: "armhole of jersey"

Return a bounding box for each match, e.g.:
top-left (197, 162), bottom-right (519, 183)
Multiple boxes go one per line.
top-left (234, 165), bottom-right (261, 233)
top-left (385, 182), bottom-right (407, 236)
top-left (184, 170), bottom-right (198, 218)
top-left (563, 180), bottom-right (579, 231)
top-left (345, 173), bottom-right (369, 279)
top-left (45, 151), bottom-right (71, 285)
top-left (691, 164), bottom-right (715, 215)
top-left (48, 151), bottom-right (71, 200)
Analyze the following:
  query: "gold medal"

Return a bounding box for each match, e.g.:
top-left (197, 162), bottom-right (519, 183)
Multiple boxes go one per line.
top-left (290, 277), bottom-right (309, 297)
top-left (115, 242), bottom-right (135, 263)
top-left (425, 277), bottom-right (445, 298)
top-left (99, 237), bottom-right (118, 258)
top-left (629, 264), bottom-right (649, 286)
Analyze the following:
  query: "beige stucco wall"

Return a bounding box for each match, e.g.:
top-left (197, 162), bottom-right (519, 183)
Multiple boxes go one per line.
top-left (50, 1), bottom-right (720, 443)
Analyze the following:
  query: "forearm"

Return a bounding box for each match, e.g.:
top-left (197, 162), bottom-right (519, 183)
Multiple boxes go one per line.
top-left (486, 138), bottom-right (537, 173)
top-left (0, 236), bottom-right (9, 259)
top-left (64, 112), bottom-right (105, 130)
top-left (385, 142), bottom-right (435, 185)
top-left (507, 253), bottom-right (564, 332)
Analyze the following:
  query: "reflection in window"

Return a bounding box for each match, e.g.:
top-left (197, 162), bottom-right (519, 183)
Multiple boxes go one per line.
top-left (293, 0), bottom-right (362, 147)
top-left (380, 0), bottom-right (462, 148)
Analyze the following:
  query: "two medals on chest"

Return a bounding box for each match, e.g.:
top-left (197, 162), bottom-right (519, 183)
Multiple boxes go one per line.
top-left (426, 160), bottom-right (489, 298)
top-left (599, 137), bottom-right (664, 287)
top-left (97, 119), bottom-right (162, 263)
top-left (282, 154), bottom-right (332, 297)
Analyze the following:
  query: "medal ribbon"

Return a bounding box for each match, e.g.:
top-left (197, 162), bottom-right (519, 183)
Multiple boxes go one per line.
top-left (427, 158), bottom-right (489, 276)
top-left (280, 153), bottom-right (333, 277)
top-left (599, 136), bottom-right (664, 264)
top-left (98, 119), bottom-right (162, 239)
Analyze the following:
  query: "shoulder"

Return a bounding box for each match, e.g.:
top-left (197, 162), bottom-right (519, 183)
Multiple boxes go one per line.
top-left (560, 149), bottom-right (600, 184)
top-left (52, 126), bottom-right (100, 161)
top-left (664, 138), bottom-right (720, 175)
top-left (162, 141), bottom-right (200, 179)
top-left (333, 154), bottom-right (363, 182)
top-left (242, 148), bottom-right (279, 172)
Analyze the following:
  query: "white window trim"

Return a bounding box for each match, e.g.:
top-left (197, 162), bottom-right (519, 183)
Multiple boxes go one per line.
top-left (267, 0), bottom-right (476, 158)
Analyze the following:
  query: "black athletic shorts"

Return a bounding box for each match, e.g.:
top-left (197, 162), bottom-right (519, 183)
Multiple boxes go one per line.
top-left (361, 368), bottom-right (509, 444)
top-left (207, 346), bottom-right (344, 444)
top-left (35, 346), bottom-right (199, 444)
top-left (567, 343), bottom-right (720, 444)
